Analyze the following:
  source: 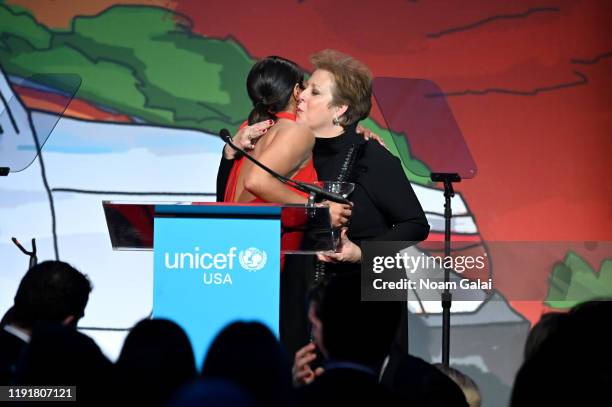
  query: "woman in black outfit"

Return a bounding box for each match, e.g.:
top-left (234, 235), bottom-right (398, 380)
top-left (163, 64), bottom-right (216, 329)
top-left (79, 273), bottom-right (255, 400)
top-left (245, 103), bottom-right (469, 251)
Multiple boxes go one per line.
top-left (216, 50), bottom-right (429, 359)
top-left (293, 49), bottom-right (428, 361)
top-left (300, 51), bottom-right (428, 260)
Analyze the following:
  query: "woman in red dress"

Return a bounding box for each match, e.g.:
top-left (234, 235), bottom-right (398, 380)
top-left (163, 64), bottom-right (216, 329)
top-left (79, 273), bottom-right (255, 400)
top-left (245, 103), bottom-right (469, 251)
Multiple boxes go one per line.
top-left (224, 56), bottom-right (351, 224)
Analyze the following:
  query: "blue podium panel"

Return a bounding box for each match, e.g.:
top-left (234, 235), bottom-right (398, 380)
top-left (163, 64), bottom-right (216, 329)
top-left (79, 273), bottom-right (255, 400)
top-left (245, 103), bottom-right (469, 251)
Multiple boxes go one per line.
top-left (153, 215), bottom-right (281, 366)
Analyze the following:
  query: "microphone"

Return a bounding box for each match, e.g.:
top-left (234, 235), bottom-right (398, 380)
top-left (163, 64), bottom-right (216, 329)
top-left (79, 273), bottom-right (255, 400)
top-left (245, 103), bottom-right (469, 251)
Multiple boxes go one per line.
top-left (219, 129), bottom-right (351, 204)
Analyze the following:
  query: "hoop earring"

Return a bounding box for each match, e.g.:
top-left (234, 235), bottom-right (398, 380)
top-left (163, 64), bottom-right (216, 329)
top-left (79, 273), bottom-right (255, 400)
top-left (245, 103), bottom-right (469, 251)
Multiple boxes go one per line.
top-left (332, 117), bottom-right (340, 126)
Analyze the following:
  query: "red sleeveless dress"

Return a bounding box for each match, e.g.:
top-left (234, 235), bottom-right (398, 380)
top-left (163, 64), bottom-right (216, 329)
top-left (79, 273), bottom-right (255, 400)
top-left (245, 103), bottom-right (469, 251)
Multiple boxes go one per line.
top-left (224, 112), bottom-right (317, 202)
top-left (223, 112), bottom-right (318, 267)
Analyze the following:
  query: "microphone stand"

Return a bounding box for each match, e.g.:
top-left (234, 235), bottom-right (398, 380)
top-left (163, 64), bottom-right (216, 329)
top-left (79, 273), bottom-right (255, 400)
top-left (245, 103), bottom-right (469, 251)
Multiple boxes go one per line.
top-left (430, 172), bottom-right (460, 368)
top-left (219, 129), bottom-right (351, 205)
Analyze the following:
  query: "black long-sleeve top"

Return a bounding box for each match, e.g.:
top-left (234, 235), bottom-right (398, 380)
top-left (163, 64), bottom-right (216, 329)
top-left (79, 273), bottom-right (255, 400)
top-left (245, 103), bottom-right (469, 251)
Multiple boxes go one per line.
top-left (216, 153), bottom-right (234, 202)
top-left (313, 124), bottom-right (429, 246)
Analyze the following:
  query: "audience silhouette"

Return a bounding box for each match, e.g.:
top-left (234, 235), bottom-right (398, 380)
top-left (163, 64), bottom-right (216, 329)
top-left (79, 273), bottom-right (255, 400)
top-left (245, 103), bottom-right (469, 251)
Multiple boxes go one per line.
top-left (116, 318), bottom-right (197, 406)
top-left (1, 261), bottom-right (91, 385)
top-left (15, 322), bottom-right (113, 403)
top-left (2, 260), bottom-right (610, 406)
top-left (297, 271), bottom-right (402, 406)
top-left (202, 321), bottom-right (295, 407)
top-left (511, 299), bottom-right (612, 406)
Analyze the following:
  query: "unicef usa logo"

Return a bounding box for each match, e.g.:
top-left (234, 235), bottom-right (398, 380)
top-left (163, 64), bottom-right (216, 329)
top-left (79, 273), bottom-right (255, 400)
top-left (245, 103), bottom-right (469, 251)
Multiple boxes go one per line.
top-left (239, 247), bottom-right (268, 272)
top-left (163, 246), bottom-right (268, 285)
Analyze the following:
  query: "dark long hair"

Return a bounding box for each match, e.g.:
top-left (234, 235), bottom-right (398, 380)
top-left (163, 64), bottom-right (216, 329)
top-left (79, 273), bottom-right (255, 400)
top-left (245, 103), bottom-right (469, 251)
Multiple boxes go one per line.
top-left (116, 318), bottom-right (197, 406)
top-left (202, 321), bottom-right (295, 407)
top-left (247, 56), bottom-right (304, 125)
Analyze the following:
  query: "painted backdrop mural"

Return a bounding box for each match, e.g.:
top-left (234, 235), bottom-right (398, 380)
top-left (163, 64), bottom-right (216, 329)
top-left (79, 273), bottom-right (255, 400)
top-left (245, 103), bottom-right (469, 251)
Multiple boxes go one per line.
top-left (1, 1), bottom-right (610, 405)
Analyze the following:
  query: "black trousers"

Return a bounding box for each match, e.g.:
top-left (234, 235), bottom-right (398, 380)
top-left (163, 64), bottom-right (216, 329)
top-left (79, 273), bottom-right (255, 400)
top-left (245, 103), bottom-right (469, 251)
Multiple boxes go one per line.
top-left (279, 255), bottom-right (316, 359)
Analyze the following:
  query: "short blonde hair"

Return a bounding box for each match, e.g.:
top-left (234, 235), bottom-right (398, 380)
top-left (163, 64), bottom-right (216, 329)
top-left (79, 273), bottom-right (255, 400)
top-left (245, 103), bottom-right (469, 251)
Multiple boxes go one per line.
top-left (434, 364), bottom-right (481, 407)
top-left (310, 49), bottom-right (372, 126)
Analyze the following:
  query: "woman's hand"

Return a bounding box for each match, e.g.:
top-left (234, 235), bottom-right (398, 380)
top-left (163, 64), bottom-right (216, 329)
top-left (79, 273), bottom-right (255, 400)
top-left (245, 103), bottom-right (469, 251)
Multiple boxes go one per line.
top-left (223, 119), bottom-right (274, 159)
top-left (356, 124), bottom-right (388, 150)
top-left (326, 201), bottom-right (352, 228)
top-left (292, 342), bottom-right (324, 387)
top-left (317, 228), bottom-right (362, 263)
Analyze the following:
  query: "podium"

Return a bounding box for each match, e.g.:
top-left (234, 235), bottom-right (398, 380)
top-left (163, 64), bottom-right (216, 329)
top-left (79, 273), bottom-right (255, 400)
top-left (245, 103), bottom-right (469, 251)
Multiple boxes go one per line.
top-left (103, 202), bottom-right (333, 364)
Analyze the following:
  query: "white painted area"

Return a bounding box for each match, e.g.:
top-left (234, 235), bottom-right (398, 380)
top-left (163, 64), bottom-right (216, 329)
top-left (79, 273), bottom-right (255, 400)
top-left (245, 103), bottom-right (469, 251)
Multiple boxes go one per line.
top-left (413, 183), bottom-right (469, 216)
top-left (408, 300), bottom-right (485, 314)
top-left (426, 213), bottom-right (478, 234)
